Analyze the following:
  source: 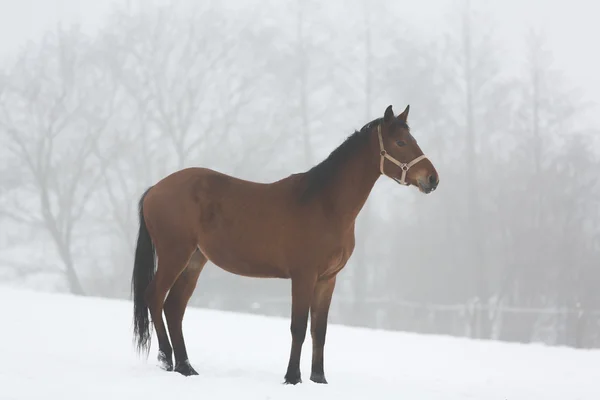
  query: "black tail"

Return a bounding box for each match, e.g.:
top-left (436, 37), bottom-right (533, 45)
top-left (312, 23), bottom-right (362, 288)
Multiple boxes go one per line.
top-left (132, 186), bottom-right (155, 357)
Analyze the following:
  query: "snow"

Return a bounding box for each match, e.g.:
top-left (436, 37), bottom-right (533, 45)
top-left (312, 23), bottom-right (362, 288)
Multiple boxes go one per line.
top-left (0, 286), bottom-right (598, 400)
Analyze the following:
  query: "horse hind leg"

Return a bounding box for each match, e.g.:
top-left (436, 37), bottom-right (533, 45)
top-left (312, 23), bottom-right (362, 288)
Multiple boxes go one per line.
top-left (145, 242), bottom-right (196, 372)
top-left (164, 250), bottom-right (207, 376)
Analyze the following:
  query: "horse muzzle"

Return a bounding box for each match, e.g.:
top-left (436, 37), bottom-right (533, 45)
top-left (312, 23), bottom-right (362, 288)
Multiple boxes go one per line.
top-left (417, 174), bottom-right (439, 194)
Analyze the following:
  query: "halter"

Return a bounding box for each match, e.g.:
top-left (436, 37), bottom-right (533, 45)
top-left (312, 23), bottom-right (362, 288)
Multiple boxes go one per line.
top-left (377, 124), bottom-right (428, 186)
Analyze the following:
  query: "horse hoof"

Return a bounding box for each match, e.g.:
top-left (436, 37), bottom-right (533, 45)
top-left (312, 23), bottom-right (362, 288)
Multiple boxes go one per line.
top-left (158, 350), bottom-right (173, 371)
top-left (283, 373), bottom-right (302, 385)
top-left (174, 360), bottom-right (198, 376)
top-left (310, 372), bottom-right (328, 384)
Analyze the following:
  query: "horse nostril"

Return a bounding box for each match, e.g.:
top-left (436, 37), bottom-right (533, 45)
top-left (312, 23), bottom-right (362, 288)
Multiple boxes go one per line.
top-left (428, 174), bottom-right (438, 187)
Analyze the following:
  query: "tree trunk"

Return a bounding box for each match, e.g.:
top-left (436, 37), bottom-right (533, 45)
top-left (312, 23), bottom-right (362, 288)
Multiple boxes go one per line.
top-left (462, 0), bottom-right (488, 338)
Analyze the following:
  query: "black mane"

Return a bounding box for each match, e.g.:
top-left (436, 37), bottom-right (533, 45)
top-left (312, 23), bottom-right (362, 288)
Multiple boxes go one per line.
top-left (298, 117), bottom-right (383, 202)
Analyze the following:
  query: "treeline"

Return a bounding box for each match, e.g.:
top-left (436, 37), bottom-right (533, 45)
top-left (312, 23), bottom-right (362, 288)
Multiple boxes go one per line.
top-left (0, 0), bottom-right (598, 348)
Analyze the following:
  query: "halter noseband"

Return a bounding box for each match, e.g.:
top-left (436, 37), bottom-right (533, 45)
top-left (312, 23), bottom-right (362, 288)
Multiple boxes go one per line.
top-left (377, 124), bottom-right (428, 186)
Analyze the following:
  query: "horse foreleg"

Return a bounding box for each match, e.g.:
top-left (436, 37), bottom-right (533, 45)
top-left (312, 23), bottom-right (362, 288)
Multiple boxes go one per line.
top-left (309, 276), bottom-right (336, 384)
top-left (284, 275), bottom-right (317, 385)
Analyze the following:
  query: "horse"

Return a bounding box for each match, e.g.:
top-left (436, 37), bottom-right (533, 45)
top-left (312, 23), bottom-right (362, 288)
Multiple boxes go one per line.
top-left (131, 104), bottom-right (439, 384)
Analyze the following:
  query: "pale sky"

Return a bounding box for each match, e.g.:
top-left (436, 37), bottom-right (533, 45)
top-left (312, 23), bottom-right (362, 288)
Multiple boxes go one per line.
top-left (0, 0), bottom-right (598, 131)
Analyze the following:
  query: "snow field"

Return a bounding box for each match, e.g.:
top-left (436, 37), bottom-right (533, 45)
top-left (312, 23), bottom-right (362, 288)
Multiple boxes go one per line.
top-left (0, 287), bottom-right (598, 400)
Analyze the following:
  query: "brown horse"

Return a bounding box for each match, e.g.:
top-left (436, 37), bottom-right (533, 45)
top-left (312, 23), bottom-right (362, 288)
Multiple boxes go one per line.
top-left (131, 104), bottom-right (439, 384)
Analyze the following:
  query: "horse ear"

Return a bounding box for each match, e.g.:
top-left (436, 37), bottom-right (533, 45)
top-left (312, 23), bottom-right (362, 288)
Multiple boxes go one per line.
top-left (398, 104), bottom-right (410, 122)
top-left (383, 105), bottom-right (395, 125)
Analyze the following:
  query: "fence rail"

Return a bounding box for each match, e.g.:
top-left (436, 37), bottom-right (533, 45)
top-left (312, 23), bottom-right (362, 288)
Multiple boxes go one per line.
top-left (197, 295), bottom-right (600, 349)
top-left (255, 296), bottom-right (600, 316)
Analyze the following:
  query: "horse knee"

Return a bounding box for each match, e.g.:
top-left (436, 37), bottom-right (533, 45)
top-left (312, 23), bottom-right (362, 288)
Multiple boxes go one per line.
top-left (290, 321), bottom-right (308, 343)
top-left (311, 324), bottom-right (327, 343)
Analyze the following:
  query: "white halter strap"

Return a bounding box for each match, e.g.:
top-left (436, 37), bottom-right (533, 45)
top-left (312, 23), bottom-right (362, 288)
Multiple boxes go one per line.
top-left (377, 124), bottom-right (428, 186)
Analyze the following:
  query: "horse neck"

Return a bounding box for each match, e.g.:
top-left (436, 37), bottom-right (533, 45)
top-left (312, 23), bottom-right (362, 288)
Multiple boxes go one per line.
top-left (322, 130), bottom-right (380, 226)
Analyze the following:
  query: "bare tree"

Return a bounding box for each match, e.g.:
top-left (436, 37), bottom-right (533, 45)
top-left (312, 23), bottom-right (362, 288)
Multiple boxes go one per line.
top-left (436, 0), bottom-right (507, 338)
top-left (104, 2), bottom-right (269, 176)
top-left (0, 27), bottom-right (116, 295)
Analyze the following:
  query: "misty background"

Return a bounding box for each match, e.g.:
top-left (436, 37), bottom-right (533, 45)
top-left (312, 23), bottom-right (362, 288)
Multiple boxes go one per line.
top-left (1, 0), bottom-right (599, 349)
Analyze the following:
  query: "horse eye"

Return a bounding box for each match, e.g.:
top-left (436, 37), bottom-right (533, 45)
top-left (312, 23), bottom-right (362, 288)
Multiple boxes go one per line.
top-left (396, 140), bottom-right (407, 147)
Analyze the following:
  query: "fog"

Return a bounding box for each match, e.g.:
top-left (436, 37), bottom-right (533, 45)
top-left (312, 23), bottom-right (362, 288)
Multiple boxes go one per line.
top-left (1, 0), bottom-right (599, 349)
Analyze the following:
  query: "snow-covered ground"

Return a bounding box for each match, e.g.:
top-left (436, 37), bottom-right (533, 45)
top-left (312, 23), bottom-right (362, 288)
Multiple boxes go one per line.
top-left (0, 286), bottom-right (598, 400)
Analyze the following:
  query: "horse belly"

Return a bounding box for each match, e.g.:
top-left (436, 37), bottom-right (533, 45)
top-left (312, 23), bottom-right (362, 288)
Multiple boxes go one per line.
top-left (218, 261), bottom-right (290, 279)
top-left (198, 241), bottom-right (289, 279)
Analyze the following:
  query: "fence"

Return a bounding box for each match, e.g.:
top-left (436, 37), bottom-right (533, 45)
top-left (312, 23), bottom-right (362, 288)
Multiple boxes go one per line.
top-left (195, 294), bottom-right (600, 349)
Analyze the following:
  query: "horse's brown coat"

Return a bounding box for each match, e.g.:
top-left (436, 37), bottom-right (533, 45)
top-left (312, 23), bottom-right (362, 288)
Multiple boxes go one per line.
top-left (131, 104), bottom-right (439, 383)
